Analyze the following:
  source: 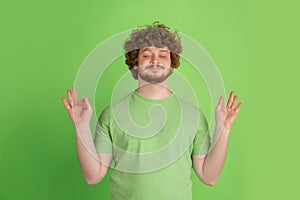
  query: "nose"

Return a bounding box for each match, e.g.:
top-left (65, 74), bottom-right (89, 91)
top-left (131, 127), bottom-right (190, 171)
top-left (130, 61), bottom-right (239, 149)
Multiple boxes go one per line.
top-left (150, 55), bottom-right (159, 65)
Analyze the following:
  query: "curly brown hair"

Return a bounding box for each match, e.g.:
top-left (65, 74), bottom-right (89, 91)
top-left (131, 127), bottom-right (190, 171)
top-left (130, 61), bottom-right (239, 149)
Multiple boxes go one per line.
top-left (123, 21), bottom-right (183, 79)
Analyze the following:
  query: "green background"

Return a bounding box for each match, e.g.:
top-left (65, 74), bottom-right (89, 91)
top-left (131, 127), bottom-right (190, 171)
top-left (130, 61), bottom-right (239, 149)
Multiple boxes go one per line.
top-left (1, 0), bottom-right (299, 199)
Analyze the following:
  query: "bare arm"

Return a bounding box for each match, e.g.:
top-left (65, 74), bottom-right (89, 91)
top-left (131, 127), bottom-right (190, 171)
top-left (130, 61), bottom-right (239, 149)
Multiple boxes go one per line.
top-left (62, 86), bottom-right (111, 185)
top-left (75, 125), bottom-right (111, 185)
top-left (193, 91), bottom-right (242, 186)
top-left (193, 125), bottom-right (230, 186)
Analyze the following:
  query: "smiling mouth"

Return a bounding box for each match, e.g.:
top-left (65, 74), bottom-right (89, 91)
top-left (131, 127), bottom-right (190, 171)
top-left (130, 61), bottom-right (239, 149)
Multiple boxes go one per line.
top-left (146, 65), bottom-right (163, 69)
top-left (150, 67), bottom-right (161, 70)
top-left (148, 67), bottom-right (162, 72)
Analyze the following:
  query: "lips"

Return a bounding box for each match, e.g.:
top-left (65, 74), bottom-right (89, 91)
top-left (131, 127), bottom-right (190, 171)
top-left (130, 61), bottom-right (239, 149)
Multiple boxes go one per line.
top-left (146, 65), bottom-right (163, 69)
top-left (148, 67), bottom-right (162, 72)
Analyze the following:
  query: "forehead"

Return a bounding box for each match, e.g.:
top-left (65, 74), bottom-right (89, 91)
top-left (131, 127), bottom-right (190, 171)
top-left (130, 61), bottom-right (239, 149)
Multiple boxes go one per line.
top-left (140, 46), bottom-right (170, 53)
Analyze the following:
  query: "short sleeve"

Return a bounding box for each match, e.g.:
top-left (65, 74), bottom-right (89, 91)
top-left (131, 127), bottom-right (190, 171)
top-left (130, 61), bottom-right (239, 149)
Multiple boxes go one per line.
top-left (94, 105), bottom-right (113, 153)
top-left (192, 110), bottom-right (211, 156)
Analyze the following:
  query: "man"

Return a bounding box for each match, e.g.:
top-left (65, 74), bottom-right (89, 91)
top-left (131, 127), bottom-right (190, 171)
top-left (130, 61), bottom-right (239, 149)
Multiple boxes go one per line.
top-left (62, 22), bottom-right (242, 200)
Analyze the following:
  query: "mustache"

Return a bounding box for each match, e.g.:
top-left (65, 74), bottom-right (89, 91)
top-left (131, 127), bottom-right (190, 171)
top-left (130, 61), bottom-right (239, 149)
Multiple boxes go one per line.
top-left (139, 63), bottom-right (167, 69)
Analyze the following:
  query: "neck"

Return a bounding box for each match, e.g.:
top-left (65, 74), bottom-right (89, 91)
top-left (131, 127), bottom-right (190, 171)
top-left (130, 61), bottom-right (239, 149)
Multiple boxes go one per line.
top-left (136, 79), bottom-right (172, 100)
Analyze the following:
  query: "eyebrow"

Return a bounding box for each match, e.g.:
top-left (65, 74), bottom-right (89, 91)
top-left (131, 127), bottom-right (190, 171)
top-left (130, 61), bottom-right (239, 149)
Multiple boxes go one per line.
top-left (159, 49), bottom-right (170, 53)
top-left (140, 48), bottom-right (170, 53)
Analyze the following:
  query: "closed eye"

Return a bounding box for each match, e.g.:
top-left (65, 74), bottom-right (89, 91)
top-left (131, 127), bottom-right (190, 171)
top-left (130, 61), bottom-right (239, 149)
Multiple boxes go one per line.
top-left (159, 55), bottom-right (168, 58)
top-left (143, 54), bottom-right (153, 58)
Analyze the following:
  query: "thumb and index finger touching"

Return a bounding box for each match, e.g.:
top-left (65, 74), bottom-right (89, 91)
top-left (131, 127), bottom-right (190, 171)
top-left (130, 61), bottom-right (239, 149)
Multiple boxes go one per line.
top-left (80, 96), bottom-right (92, 110)
top-left (62, 86), bottom-right (91, 110)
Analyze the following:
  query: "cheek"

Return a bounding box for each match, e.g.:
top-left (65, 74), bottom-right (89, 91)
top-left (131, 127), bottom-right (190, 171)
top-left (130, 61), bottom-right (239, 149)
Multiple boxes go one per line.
top-left (137, 56), bottom-right (148, 64)
top-left (136, 57), bottom-right (143, 66)
top-left (165, 58), bottom-right (172, 66)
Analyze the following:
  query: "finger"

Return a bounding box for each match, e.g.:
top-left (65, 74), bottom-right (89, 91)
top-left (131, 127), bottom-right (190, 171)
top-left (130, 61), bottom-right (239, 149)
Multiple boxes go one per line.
top-left (227, 91), bottom-right (234, 108)
top-left (72, 86), bottom-right (78, 104)
top-left (80, 96), bottom-right (91, 110)
top-left (62, 97), bottom-right (71, 110)
top-left (84, 97), bottom-right (92, 110)
top-left (67, 89), bottom-right (74, 107)
top-left (80, 97), bottom-right (85, 104)
top-left (217, 96), bottom-right (224, 110)
top-left (235, 103), bottom-right (242, 113)
top-left (232, 95), bottom-right (238, 108)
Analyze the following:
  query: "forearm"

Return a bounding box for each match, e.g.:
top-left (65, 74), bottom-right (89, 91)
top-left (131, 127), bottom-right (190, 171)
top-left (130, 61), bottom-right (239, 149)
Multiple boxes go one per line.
top-left (202, 125), bottom-right (230, 184)
top-left (75, 125), bottom-right (102, 183)
top-left (194, 92), bottom-right (241, 185)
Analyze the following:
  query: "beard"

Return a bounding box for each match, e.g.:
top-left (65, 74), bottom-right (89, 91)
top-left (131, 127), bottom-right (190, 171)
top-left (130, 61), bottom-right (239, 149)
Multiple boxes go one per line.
top-left (137, 63), bottom-right (173, 84)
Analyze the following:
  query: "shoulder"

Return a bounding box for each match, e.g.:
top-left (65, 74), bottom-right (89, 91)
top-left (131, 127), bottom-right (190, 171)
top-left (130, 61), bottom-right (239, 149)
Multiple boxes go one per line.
top-left (99, 92), bottom-right (134, 119)
top-left (176, 96), bottom-right (206, 117)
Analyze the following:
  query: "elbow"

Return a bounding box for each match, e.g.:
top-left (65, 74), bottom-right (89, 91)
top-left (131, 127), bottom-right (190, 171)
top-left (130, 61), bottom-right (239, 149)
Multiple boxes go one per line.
top-left (199, 175), bottom-right (217, 186)
top-left (86, 179), bottom-right (99, 185)
top-left (85, 167), bottom-right (108, 185)
top-left (85, 176), bottom-right (104, 185)
top-left (196, 174), bottom-right (217, 186)
top-left (204, 180), bottom-right (216, 186)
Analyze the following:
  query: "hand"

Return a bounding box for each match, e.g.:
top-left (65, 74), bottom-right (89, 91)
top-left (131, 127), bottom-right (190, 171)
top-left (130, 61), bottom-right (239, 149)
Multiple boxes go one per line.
top-left (62, 86), bottom-right (92, 128)
top-left (215, 91), bottom-right (242, 129)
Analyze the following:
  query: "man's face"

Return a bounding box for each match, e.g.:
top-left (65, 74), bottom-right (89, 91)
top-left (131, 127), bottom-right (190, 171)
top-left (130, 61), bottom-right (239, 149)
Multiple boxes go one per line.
top-left (134, 46), bottom-right (173, 84)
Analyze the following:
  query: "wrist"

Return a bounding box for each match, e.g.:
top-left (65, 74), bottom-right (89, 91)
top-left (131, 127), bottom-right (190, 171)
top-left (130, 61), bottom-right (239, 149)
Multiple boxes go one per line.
top-left (75, 123), bottom-right (90, 133)
top-left (224, 124), bottom-right (231, 130)
top-left (215, 122), bottom-right (231, 136)
top-left (223, 126), bottom-right (231, 137)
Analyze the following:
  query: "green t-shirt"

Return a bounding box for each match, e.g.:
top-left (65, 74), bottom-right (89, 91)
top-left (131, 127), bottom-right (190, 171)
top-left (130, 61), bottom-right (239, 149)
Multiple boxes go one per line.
top-left (94, 90), bottom-right (211, 200)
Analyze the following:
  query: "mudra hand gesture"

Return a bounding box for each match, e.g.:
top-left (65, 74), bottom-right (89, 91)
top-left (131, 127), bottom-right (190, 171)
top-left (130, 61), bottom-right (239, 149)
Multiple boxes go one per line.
top-left (62, 86), bottom-right (93, 128)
